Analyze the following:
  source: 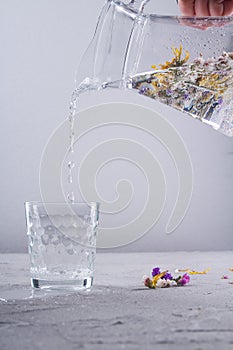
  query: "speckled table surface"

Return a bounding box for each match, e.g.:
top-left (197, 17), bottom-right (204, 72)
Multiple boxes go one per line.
top-left (0, 252), bottom-right (233, 350)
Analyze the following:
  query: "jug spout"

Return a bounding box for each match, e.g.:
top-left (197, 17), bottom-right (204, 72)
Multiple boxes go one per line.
top-left (75, 0), bottom-right (148, 91)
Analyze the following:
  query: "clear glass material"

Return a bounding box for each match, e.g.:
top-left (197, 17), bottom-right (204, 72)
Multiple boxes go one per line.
top-left (76, 0), bottom-right (233, 136)
top-left (25, 202), bottom-right (99, 291)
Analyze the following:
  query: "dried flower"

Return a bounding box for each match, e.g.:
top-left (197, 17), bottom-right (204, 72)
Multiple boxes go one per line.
top-left (131, 48), bottom-right (233, 126)
top-left (177, 273), bottom-right (190, 286)
top-left (156, 278), bottom-right (177, 288)
top-left (143, 275), bottom-right (155, 289)
top-left (162, 272), bottom-right (173, 280)
top-left (221, 275), bottom-right (229, 279)
top-left (151, 271), bottom-right (168, 288)
top-left (152, 267), bottom-right (161, 277)
top-left (144, 266), bottom-right (190, 289)
top-left (152, 45), bottom-right (190, 70)
top-left (176, 268), bottom-right (210, 275)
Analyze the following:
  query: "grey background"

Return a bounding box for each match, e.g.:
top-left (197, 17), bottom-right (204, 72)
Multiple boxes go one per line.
top-left (1, 0), bottom-right (233, 252)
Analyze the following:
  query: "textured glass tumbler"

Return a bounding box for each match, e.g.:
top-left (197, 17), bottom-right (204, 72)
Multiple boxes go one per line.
top-left (25, 202), bottom-right (99, 291)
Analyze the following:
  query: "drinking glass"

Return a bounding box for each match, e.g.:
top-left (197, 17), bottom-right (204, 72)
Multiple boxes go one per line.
top-left (25, 202), bottom-right (99, 291)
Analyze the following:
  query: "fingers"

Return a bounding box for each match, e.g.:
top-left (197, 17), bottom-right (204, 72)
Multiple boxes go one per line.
top-left (195, 0), bottom-right (210, 16)
top-left (178, 0), bottom-right (196, 16)
top-left (178, 0), bottom-right (233, 16)
top-left (208, 0), bottom-right (225, 16)
top-left (222, 0), bottom-right (233, 16)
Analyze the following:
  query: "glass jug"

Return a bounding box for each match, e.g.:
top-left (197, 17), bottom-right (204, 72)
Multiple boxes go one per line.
top-left (75, 0), bottom-right (233, 136)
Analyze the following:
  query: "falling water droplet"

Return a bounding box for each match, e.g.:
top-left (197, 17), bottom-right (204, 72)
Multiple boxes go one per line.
top-left (68, 161), bottom-right (75, 169)
top-left (67, 191), bottom-right (75, 203)
top-left (67, 161), bottom-right (75, 184)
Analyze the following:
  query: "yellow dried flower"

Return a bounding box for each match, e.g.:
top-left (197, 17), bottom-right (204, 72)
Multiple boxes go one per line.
top-left (176, 268), bottom-right (210, 275)
top-left (151, 45), bottom-right (190, 70)
top-left (151, 271), bottom-right (167, 287)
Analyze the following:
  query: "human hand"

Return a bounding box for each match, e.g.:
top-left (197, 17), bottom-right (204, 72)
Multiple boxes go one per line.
top-left (178, 0), bottom-right (233, 16)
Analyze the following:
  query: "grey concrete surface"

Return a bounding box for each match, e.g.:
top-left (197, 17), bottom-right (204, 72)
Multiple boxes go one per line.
top-left (0, 252), bottom-right (233, 349)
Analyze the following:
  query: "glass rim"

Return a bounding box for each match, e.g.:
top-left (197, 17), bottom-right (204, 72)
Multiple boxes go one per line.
top-left (24, 201), bottom-right (100, 206)
top-left (150, 14), bottom-right (233, 20)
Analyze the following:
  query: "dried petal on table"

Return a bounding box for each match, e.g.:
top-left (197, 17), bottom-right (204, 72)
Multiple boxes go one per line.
top-left (176, 268), bottom-right (210, 275)
top-left (221, 275), bottom-right (229, 279)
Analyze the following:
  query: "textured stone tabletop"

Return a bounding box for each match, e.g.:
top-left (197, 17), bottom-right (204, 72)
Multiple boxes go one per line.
top-left (0, 252), bottom-right (233, 350)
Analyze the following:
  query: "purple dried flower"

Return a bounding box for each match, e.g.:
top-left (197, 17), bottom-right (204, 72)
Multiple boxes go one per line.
top-left (152, 267), bottom-right (161, 277)
top-left (221, 275), bottom-right (229, 279)
top-left (179, 273), bottom-right (190, 286)
top-left (162, 272), bottom-right (173, 280)
top-left (139, 86), bottom-right (148, 95)
top-left (166, 89), bottom-right (172, 96)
